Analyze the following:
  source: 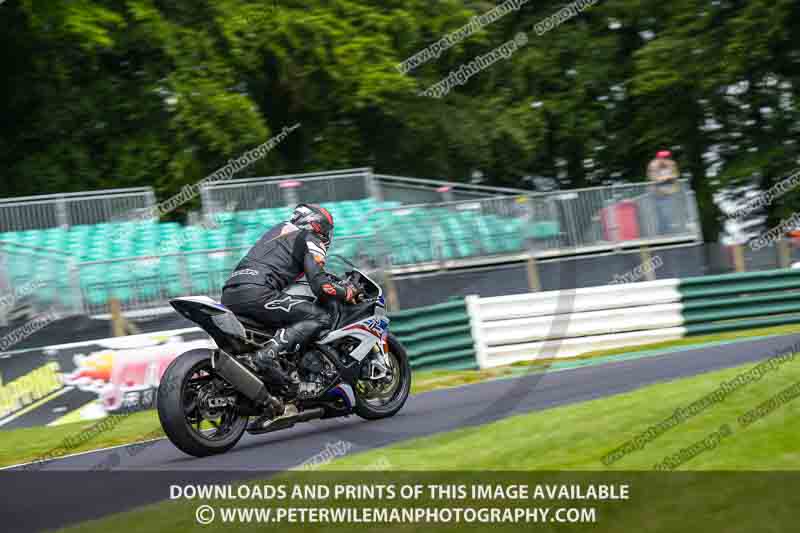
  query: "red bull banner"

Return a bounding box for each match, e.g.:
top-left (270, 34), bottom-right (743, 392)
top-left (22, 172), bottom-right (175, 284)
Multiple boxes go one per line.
top-left (0, 328), bottom-right (210, 429)
top-left (63, 339), bottom-right (214, 413)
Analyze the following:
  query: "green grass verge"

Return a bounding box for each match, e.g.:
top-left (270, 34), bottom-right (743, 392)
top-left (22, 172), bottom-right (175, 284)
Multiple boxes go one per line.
top-left (3, 322), bottom-right (797, 469)
top-left (326, 351), bottom-right (800, 471)
top-left (0, 409), bottom-right (165, 468)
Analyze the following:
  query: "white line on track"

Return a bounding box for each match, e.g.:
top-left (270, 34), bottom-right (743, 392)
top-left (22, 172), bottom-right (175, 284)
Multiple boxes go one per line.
top-left (0, 436), bottom-right (169, 471)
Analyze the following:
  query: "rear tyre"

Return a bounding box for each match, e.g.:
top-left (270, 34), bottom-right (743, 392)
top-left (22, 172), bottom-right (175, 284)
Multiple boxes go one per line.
top-left (355, 335), bottom-right (411, 420)
top-left (157, 349), bottom-right (248, 457)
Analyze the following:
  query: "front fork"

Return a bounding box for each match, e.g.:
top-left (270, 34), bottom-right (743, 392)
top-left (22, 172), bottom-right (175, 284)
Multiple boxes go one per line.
top-left (359, 337), bottom-right (394, 382)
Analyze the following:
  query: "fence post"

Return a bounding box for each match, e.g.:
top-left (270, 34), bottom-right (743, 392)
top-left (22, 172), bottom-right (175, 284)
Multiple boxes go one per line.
top-left (0, 247), bottom-right (7, 328)
top-left (383, 271), bottom-right (400, 312)
top-left (639, 246), bottom-right (657, 281)
top-left (145, 188), bottom-right (157, 209)
top-left (778, 240), bottom-right (791, 269)
top-left (686, 189), bottom-right (703, 243)
top-left (110, 298), bottom-right (139, 337)
top-left (178, 253), bottom-right (192, 294)
top-left (562, 194), bottom-right (579, 248)
top-left (56, 196), bottom-right (69, 228)
top-left (644, 188), bottom-right (658, 238)
top-left (200, 185), bottom-right (214, 222)
top-left (732, 244), bottom-right (746, 273)
top-left (110, 298), bottom-right (124, 337)
top-left (431, 225), bottom-right (442, 267)
top-left (365, 168), bottom-right (382, 202)
top-left (526, 254), bottom-right (542, 292)
top-left (606, 196), bottom-right (619, 246)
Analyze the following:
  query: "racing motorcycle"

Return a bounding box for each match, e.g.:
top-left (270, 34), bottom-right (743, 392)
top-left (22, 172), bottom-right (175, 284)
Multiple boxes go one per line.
top-left (157, 258), bottom-right (411, 457)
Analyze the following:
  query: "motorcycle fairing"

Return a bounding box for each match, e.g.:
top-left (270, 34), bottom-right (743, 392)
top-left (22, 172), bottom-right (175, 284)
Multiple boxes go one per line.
top-left (318, 313), bottom-right (390, 362)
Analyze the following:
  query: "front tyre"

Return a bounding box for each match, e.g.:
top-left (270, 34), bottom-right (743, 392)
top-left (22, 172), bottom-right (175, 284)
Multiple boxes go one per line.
top-left (157, 349), bottom-right (248, 457)
top-left (355, 335), bottom-right (411, 420)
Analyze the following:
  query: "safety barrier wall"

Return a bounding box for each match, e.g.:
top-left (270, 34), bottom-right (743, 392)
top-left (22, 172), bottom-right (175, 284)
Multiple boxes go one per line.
top-left (464, 267), bottom-right (800, 369)
top-left (678, 268), bottom-right (800, 335)
top-left (0, 327), bottom-right (215, 428)
top-left (388, 299), bottom-right (478, 371)
top-left (475, 279), bottom-right (683, 321)
top-left (467, 280), bottom-right (687, 369)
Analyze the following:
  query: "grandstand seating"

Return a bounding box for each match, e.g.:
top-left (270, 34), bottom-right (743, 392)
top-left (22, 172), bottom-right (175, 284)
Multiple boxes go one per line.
top-left (0, 198), bottom-right (561, 306)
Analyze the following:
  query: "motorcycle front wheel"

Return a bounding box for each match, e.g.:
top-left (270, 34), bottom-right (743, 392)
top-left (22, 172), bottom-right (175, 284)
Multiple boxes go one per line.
top-left (354, 334), bottom-right (411, 420)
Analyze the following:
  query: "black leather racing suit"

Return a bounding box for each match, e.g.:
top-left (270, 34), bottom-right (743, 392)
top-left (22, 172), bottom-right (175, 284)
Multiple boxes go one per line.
top-left (221, 222), bottom-right (353, 382)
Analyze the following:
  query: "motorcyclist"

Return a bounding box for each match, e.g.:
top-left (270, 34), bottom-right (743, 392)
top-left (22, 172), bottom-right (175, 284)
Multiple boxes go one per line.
top-left (221, 203), bottom-right (361, 399)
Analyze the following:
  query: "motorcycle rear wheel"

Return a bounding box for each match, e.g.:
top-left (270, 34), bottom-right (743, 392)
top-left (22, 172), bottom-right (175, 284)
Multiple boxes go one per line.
top-left (157, 349), bottom-right (249, 457)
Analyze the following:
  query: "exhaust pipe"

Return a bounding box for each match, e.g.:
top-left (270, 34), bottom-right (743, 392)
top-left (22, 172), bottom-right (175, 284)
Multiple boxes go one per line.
top-left (213, 350), bottom-right (273, 405)
top-left (293, 407), bottom-right (326, 423)
top-left (247, 407), bottom-right (325, 435)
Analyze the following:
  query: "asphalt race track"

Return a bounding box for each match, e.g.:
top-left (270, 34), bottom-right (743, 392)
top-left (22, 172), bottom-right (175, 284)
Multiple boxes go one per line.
top-left (3, 332), bottom-right (800, 532)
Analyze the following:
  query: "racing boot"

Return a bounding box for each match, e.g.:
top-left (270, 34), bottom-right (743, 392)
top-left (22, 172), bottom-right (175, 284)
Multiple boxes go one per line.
top-left (252, 322), bottom-right (317, 398)
top-left (252, 354), bottom-right (298, 400)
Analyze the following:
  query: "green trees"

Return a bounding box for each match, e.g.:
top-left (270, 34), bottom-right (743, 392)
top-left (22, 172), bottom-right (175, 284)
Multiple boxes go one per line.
top-left (0, 0), bottom-right (798, 241)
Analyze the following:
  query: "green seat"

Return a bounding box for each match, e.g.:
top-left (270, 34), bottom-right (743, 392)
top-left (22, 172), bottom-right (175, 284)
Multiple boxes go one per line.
top-left (0, 231), bottom-right (21, 243)
top-left (86, 285), bottom-right (109, 306)
top-left (190, 268), bottom-right (212, 293)
top-left (527, 221), bottom-right (560, 239)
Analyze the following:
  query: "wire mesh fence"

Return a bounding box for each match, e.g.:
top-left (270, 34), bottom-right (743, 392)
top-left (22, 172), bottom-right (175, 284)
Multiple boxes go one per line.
top-left (200, 169), bottom-right (375, 217)
top-left (200, 169), bottom-right (535, 220)
top-left (372, 174), bottom-right (529, 204)
top-left (353, 180), bottom-right (701, 271)
top-left (0, 187), bottom-right (156, 233)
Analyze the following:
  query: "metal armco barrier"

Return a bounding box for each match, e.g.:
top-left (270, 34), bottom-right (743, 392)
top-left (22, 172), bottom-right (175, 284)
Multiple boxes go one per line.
top-left (462, 267), bottom-right (800, 369)
top-left (388, 299), bottom-right (478, 371)
top-left (679, 268), bottom-right (800, 335)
